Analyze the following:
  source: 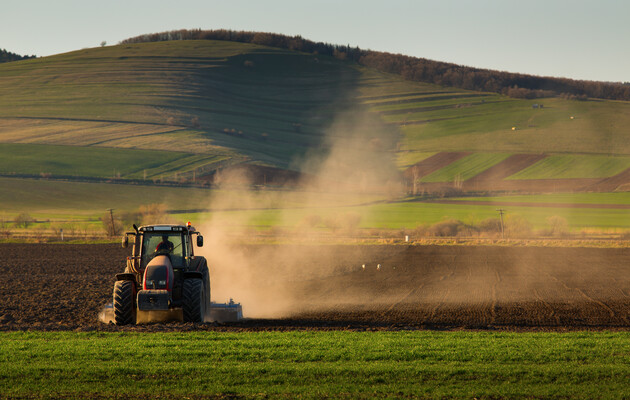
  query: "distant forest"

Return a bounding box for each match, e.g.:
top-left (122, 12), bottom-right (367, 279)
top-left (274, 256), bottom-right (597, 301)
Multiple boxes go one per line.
top-left (122, 29), bottom-right (630, 101)
top-left (0, 49), bottom-right (35, 63)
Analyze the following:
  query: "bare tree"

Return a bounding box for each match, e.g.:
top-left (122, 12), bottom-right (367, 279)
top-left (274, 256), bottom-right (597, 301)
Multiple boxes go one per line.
top-left (13, 213), bottom-right (33, 229)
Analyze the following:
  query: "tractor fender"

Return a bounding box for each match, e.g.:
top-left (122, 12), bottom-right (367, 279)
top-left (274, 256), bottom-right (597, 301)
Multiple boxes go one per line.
top-left (116, 273), bottom-right (137, 282)
top-left (183, 271), bottom-right (203, 280)
top-left (189, 256), bottom-right (208, 272)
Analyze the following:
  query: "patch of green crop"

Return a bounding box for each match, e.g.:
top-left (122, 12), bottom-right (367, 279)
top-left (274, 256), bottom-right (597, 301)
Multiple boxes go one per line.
top-left (0, 331), bottom-right (628, 399)
top-left (357, 200), bottom-right (630, 230)
top-left (509, 154), bottom-right (630, 180)
top-left (420, 152), bottom-right (511, 182)
top-left (450, 192), bottom-right (630, 205)
top-left (0, 143), bottom-right (228, 179)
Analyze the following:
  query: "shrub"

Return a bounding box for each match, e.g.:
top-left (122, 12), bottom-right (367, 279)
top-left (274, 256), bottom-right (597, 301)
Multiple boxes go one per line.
top-left (139, 203), bottom-right (173, 225)
top-left (478, 218), bottom-right (502, 234)
top-left (100, 213), bottom-right (122, 236)
top-left (13, 213), bottom-right (33, 229)
top-left (323, 216), bottom-right (340, 232)
top-left (428, 219), bottom-right (463, 237)
top-left (547, 215), bottom-right (569, 237)
top-left (504, 215), bottom-right (532, 238)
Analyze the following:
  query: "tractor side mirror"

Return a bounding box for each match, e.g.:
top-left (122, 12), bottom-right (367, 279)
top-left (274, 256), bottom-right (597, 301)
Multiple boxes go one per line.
top-left (196, 235), bottom-right (204, 247)
top-left (122, 235), bottom-right (129, 248)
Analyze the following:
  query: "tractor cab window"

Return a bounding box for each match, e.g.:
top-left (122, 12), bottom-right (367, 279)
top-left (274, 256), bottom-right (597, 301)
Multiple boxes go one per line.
top-left (141, 233), bottom-right (184, 268)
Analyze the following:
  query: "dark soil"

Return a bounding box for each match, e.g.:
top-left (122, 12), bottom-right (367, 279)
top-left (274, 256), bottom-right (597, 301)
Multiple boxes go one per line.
top-left (0, 243), bottom-right (628, 332)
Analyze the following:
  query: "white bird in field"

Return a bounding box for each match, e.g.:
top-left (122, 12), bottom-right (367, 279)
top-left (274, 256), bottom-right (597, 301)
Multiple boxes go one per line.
top-left (362, 264), bottom-right (365, 270)
top-left (377, 264), bottom-right (381, 270)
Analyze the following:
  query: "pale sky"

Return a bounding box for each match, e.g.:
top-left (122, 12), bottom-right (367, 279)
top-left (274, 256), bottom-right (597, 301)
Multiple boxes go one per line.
top-left (3, 0), bottom-right (629, 83)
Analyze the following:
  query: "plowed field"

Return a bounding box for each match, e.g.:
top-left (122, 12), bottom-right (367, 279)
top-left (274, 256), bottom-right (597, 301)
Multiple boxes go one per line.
top-left (0, 243), bottom-right (628, 331)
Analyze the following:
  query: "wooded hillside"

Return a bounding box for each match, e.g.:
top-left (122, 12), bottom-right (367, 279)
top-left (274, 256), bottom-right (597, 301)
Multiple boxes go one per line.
top-left (0, 49), bottom-right (35, 63)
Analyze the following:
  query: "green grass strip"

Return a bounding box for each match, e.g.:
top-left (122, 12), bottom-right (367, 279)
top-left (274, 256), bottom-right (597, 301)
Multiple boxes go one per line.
top-left (0, 143), bottom-right (190, 179)
top-left (0, 331), bottom-right (628, 399)
top-left (509, 154), bottom-right (630, 180)
top-left (450, 192), bottom-right (630, 205)
top-left (420, 153), bottom-right (511, 183)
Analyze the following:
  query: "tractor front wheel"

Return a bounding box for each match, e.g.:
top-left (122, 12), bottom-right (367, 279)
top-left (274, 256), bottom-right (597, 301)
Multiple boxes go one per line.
top-left (182, 279), bottom-right (205, 323)
top-left (113, 280), bottom-right (135, 325)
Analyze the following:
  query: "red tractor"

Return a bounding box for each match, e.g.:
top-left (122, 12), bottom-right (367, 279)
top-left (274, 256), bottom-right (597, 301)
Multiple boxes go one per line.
top-left (114, 223), bottom-right (210, 325)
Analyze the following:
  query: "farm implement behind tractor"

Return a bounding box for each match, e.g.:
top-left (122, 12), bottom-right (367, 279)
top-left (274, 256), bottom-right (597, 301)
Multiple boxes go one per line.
top-left (105, 223), bottom-right (242, 325)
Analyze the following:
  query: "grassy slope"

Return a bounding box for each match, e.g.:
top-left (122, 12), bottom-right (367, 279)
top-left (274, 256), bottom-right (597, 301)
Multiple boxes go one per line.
top-left (396, 97), bottom-right (630, 157)
top-left (1, 331), bottom-right (628, 399)
top-left (2, 40), bottom-right (629, 176)
top-left (0, 40), bottom-right (385, 171)
top-left (0, 143), bottom-right (227, 180)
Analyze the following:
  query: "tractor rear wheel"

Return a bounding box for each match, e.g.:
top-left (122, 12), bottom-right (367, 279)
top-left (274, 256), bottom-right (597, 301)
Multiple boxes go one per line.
top-left (182, 279), bottom-right (205, 323)
top-left (113, 280), bottom-right (135, 325)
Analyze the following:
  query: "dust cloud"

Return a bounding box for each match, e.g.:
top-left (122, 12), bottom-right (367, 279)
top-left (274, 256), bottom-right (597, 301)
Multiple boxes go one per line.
top-left (197, 110), bottom-right (404, 318)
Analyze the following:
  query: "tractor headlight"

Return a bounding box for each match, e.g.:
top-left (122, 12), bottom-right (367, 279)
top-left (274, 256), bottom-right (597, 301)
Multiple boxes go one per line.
top-left (145, 279), bottom-right (167, 289)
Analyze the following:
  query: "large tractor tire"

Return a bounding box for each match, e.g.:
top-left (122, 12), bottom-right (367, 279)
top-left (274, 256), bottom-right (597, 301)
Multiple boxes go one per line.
top-left (182, 279), bottom-right (205, 323)
top-left (113, 280), bottom-right (135, 325)
top-left (190, 258), bottom-right (211, 303)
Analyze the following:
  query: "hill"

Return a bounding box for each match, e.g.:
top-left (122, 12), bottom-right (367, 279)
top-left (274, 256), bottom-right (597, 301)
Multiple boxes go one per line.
top-left (1, 37), bottom-right (630, 195)
top-left (123, 29), bottom-right (630, 101)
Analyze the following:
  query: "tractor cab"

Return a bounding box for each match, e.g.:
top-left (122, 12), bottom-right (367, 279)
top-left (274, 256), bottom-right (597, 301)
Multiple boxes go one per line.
top-left (141, 229), bottom-right (187, 269)
top-left (123, 223), bottom-right (203, 272)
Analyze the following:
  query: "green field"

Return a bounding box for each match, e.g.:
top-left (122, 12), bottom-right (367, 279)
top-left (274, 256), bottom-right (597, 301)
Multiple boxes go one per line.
top-left (1, 331), bottom-right (628, 399)
top-left (419, 152), bottom-right (511, 182)
top-left (397, 97), bottom-right (630, 158)
top-left (451, 192), bottom-right (630, 205)
top-left (0, 177), bottom-right (385, 226)
top-left (358, 200), bottom-right (630, 230)
top-left (3, 177), bottom-right (630, 232)
top-left (0, 143), bottom-right (229, 180)
top-left (508, 154), bottom-right (630, 180)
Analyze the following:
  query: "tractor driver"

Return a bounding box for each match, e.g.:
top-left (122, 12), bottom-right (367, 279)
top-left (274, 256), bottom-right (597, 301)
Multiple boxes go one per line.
top-left (155, 235), bottom-right (174, 254)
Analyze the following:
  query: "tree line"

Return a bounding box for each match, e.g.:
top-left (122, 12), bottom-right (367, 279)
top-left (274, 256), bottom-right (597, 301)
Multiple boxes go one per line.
top-left (0, 49), bottom-right (35, 63)
top-left (121, 29), bottom-right (630, 101)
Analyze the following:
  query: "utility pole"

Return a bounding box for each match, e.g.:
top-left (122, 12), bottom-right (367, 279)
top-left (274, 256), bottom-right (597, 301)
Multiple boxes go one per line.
top-left (107, 208), bottom-right (116, 236)
top-left (496, 209), bottom-right (506, 239)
